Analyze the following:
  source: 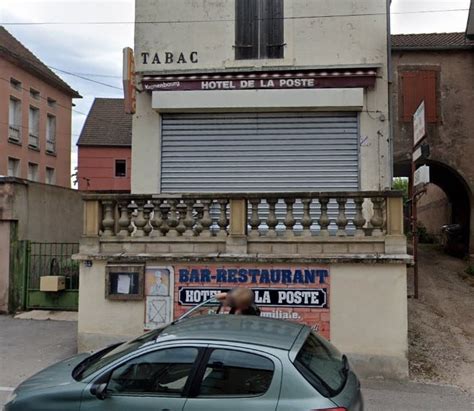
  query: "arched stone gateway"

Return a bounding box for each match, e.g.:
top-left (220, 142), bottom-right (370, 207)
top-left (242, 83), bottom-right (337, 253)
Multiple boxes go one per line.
top-left (394, 160), bottom-right (472, 256)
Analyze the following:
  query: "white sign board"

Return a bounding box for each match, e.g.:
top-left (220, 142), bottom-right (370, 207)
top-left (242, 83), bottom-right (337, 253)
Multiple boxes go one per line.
top-left (413, 146), bottom-right (422, 162)
top-left (413, 101), bottom-right (426, 147)
top-left (414, 165), bottom-right (430, 187)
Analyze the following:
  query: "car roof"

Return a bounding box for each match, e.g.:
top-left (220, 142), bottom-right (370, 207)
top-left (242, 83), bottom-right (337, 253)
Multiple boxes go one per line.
top-left (157, 315), bottom-right (307, 351)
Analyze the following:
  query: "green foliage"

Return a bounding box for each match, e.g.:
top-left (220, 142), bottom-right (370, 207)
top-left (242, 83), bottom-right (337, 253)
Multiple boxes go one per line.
top-left (465, 265), bottom-right (474, 277)
top-left (416, 222), bottom-right (437, 244)
top-left (392, 177), bottom-right (409, 203)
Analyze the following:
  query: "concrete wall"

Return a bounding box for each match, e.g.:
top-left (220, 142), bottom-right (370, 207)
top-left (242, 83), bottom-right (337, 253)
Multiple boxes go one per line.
top-left (132, 0), bottom-right (391, 194)
top-left (0, 178), bottom-right (83, 311)
top-left (78, 146), bottom-right (131, 192)
top-left (0, 58), bottom-right (74, 188)
top-left (77, 258), bottom-right (408, 379)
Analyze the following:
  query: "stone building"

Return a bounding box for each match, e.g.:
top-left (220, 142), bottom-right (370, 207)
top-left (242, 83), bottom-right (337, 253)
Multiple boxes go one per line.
top-left (76, 0), bottom-right (409, 378)
top-left (392, 32), bottom-right (474, 255)
top-left (0, 26), bottom-right (80, 188)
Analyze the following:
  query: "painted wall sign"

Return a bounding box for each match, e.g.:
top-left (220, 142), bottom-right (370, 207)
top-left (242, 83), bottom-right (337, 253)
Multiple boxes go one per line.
top-left (141, 51), bottom-right (198, 65)
top-left (174, 264), bottom-right (331, 339)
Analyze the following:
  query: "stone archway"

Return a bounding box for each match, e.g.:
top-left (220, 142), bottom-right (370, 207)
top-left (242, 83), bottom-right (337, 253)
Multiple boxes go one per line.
top-left (394, 160), bottom-right (472, 256)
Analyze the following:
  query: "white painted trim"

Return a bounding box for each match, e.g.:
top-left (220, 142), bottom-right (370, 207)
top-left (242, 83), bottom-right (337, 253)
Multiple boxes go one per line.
top-left (0, 387), bottom-right (14, 392)
top-left (152, 88), bottom-right (364, 112)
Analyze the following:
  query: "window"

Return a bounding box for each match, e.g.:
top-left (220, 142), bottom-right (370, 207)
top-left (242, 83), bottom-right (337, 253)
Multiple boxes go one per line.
top-left (399, 70), bottom-right (438, 123)
top-left (8, 97), bottom-right (22, 142)
top-left (7, 158), bottom-right (20, 177)
top-left (294, 332), bottom-right (347, 398)
top-left (235, 0), bottom-right (284, 60)
top-left (115, 159), bottom-right (127, 177)
top-left (46, 115), bottom-right (56, 153)
top-left (30, 88), bottom-right (40, 100)
top-left (45, 167), bottom-right (56, 184)
top-left (47, 97), bottom-right (57, 108)
top-left (28, 106), bottom-right (40, 148)
top-left (28, 163), bottom-right (39, 182)
top-left (199, 349), bottom-right (274, 396)
top-left (107, 347), bottom-right (199, 395)
top-left (10, 78), bottom-right (22, 91)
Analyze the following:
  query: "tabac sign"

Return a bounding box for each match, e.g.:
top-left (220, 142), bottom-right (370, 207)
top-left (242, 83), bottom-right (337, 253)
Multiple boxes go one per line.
top-left (173, 263), bottom-right (331, 339)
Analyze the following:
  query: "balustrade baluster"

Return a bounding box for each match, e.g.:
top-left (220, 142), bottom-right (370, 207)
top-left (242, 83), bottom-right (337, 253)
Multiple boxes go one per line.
top-left (301, 198), bottom-right (313, 237)
top-left (217, 199), bottom-right (229, 237)
top-left (117, 199), bottom-right (131, 237)
top-left (370, 197), bottom-right (385, 237)
top-left (284, 198), bottom-right (296, 237)
top-left (167, 200), bottom-right (180, 237)
top-left (266, 198), bottom-right (278, 237)
top-left (101, 200), bottom-right (116, 237)
top-left (133, 200), bottom-right (147, 237)
top-left (353, 197), bottom-right (366, 237)
top-left (176, 203), bottom-right (187, 236)
top-left (193, 203), bottom-right (204, 236)
top-left (200, 200), bottom-right (213, 237)
top-left (336, 197), bottom-right (348, 236)
top-left (249, 198), bottom-right (261, 237)
top-left (182, 199), bottom-right (196, 237)
top-left (143, 202), bottom-right (153, 236)
top-left (160, 202), bottom-right (170, 236)
top-left (318, 196), bottom-right (330, 237)
top-left (150, 200), bottom-right (163, 237)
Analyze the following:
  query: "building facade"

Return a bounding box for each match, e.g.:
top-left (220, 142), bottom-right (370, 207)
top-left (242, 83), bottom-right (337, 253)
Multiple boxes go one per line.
top-left (77, 98), bottom-right (132, 192)
top-left (77, 0), bottom-right (410, 379)
top-left (392, 32), bottom-right (474, 255)
top-left (0, 27), bottom-right (80, 188)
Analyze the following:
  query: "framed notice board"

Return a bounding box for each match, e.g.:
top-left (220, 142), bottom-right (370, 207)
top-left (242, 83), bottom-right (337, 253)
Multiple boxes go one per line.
top-left (106, 264), bottom-right (145, 301)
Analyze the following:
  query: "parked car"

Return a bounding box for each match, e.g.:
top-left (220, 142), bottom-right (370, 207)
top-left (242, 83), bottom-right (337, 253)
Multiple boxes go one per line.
top-left (4, 299), bottom-right (363, 411)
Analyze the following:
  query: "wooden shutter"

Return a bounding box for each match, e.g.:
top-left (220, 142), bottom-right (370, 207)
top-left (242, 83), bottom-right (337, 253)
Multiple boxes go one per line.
top-left (261, 0), bottom-right (284, 58)
top-left (400, 70), bottom-right (438, 123)
top-left (235, 0), bottom-right (259, 59)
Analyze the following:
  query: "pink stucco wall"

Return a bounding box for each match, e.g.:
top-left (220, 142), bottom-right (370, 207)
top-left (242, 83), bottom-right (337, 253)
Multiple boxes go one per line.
top-left (77, 146), bottom-right (131, 192)
top-left (0, 58), bottom-right (74, 188)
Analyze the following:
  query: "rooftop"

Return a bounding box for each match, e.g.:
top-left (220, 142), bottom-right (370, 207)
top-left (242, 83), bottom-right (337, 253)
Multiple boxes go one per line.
top-left (157, 315), bottom-right (306, 350)
top-left (392, 32), bottom-right (474, 50)
top-left (77, 98), bottom-right (132, 147)
top-left (0, 26), bottom-right (81, 98)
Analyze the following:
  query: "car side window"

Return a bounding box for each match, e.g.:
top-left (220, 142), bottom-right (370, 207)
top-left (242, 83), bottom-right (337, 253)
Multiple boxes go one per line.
top-left (107, 347), bottom-right (198, 396)
top-left (199, 349), bottom-right (274, 397)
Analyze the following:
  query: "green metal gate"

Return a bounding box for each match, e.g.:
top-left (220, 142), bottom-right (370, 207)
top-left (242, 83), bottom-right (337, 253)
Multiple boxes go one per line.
top-left (25, 242), bottom-right (80, 311)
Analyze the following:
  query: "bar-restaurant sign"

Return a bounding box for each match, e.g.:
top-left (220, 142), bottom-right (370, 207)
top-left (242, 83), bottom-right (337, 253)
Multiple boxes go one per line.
top-left (173, 263), bottom-right (331, 339)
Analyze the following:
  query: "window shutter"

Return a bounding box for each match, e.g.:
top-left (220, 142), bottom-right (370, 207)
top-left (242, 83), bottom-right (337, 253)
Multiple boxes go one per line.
top-left (235, 0), bottom-right (259, 59)
top-left (400, 70), bottom-right (438, 123)
top-left (261, 0), bottom-right (284, 58)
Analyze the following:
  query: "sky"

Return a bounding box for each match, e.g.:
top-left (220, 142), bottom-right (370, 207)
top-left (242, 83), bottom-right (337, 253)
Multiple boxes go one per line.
top-left (0, 0), bottom-right (471, 186)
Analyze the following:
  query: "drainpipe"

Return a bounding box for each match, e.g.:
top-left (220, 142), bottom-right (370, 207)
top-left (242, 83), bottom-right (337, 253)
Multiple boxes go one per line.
top-left (387, 0), bottom-right (394, 187)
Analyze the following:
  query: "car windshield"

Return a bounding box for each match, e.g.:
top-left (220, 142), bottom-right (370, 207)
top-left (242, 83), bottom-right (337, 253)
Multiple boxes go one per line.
top-left (73, 328), bottom-right (164, 381)
top-left (177, 296), bottom-right (224, 321)
top-left (294, 332), bottom-right (348, 397)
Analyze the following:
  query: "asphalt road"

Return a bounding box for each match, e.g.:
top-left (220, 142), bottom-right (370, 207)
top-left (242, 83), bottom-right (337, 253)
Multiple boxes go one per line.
top-left (0, 315), bottom-right (473, 410)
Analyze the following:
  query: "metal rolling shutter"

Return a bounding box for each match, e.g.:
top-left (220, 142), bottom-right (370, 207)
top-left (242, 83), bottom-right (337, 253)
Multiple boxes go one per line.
top-left (161, 112), bottom-right (359, 193)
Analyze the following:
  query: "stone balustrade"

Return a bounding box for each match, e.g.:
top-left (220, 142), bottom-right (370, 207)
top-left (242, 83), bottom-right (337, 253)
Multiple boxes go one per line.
top-left (82, 191), bottom-right (403, 241)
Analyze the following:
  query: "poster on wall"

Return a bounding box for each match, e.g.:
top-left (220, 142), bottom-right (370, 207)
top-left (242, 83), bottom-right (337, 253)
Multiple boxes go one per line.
top-left (144, 266), bottom-right (173, 330)
top-left (173, 264), bottom-right (330, 340)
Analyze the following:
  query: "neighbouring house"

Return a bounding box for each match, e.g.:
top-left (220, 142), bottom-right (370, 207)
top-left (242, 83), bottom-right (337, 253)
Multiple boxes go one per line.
top-left (392, 31), bottom-right (474, 255)
top-left (76, 0), bottom-right (410, 379)
top-left (0, 26), bottom-right (81, 188)
top-left (77, 98), bottom-right (132, 192)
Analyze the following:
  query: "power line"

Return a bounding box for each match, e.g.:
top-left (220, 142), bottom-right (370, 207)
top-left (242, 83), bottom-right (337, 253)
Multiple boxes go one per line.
top-left (0, 8), bottom-right (469, 26)
top-left (48, 66), bottom-right (122, 90)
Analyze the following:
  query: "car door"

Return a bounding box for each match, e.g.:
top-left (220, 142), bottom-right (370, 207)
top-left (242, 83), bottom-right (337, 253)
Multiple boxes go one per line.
top-left (80, 346), bottom-right (202, 411)
top-left (183, 346), bottom-right (282, 411)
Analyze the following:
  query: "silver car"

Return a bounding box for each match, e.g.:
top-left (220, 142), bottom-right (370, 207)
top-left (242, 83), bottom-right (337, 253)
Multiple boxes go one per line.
top-left (5, 301), bottom-right (363, 411)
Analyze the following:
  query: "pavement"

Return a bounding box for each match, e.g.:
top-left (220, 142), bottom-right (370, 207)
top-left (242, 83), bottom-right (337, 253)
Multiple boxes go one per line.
top-left (0, 314), bottom-right (473, 410)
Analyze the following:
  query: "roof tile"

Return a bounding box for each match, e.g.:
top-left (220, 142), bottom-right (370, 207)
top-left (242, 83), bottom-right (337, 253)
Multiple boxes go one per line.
top-left (392, 32), bottom-right (474, 50)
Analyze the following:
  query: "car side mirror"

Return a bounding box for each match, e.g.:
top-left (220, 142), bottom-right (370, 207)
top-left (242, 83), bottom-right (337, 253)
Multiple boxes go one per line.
top-left (91, 383), bottom-right (108, 401)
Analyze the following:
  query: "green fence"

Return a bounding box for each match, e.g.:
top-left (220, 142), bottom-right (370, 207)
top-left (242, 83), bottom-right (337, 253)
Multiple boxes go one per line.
top-left (25, 242), bottom-right (80, 311)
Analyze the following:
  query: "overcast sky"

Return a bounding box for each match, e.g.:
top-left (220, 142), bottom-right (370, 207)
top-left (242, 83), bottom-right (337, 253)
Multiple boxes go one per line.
top-left (0, 0), bottom-right (471, 184)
